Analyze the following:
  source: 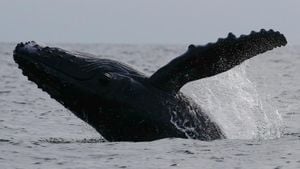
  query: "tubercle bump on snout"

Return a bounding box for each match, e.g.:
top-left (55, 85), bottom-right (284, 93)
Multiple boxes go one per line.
top-left (14, 41), bottom-right (44, 56)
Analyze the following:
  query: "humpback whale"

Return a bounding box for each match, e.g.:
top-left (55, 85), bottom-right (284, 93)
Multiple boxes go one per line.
top-left (13, 29), bottom-right (287, 141)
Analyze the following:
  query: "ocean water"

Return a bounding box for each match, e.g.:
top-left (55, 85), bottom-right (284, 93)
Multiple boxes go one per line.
top-left (0, 43), bottom-right (299, 169)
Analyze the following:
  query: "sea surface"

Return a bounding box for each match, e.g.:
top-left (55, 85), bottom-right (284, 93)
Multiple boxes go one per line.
top-left (0, 43), bottom-right (299, 169)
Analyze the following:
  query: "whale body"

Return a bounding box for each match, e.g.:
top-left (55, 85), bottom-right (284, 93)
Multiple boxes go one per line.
top-left (13, 29), bottom-right (287, 141)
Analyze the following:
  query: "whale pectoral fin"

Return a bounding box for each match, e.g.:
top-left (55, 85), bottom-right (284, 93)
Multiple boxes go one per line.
top-left (149, 29), bottom-right (287, 92)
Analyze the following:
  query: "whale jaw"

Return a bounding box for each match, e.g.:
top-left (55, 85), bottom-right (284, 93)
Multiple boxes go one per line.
top-left (13, 42), bottom-right (107, 127)
top-left (14, 42), bottom-right (82, 103)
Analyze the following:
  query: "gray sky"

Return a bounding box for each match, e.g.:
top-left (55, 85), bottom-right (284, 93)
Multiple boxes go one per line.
top-left (0, 0), bottom-right (299, 45)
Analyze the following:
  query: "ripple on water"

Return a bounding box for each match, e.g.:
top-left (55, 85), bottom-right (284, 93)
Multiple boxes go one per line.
top-left (37, 137), bottom-right (105, 144)
top-left (0, 91), bottom-right (11, 94)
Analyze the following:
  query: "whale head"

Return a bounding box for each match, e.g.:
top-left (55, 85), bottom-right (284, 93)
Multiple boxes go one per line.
top-left (13, 42), bottom-right (163, 140)
top-left (14, 41), bottom-right (143, 95)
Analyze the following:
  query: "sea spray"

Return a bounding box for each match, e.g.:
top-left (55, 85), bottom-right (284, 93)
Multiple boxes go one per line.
top-left (182, 63), bottom-right (284, 139)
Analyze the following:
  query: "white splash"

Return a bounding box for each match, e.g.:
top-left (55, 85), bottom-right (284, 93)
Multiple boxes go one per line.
top-left (181, 63), bottom-right (284, 140)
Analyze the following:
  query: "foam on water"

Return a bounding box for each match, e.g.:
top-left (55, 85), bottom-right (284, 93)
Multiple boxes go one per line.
top-left (182, 63), bottom-right (284, 140)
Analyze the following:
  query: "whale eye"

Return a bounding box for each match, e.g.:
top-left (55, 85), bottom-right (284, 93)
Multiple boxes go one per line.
top-left (98, 73), bottom-right (112, 85)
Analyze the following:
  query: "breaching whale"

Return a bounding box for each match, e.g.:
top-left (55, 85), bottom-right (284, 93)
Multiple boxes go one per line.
top-left (13, 29), bottom-right (287, 141)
